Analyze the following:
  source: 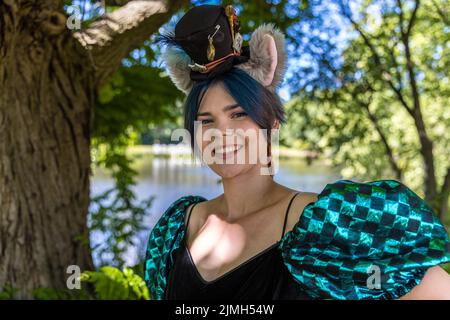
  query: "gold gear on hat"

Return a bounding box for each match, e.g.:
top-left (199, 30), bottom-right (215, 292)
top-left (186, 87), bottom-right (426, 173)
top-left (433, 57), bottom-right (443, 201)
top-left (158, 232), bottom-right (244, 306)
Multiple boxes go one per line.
top-left (187, 5), bottom-right (243, 72)
top-left (225, 5), bottom-right (236, 46)
top-left (207, 37), bottom-right (215, 61)
top-left (207, 24), bottom-right (220, 62)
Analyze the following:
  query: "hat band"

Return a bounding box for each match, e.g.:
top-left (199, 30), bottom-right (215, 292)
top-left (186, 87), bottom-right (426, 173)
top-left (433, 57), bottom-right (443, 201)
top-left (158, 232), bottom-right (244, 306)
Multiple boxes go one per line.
top-left (190, 51), bottom-right (240, 74)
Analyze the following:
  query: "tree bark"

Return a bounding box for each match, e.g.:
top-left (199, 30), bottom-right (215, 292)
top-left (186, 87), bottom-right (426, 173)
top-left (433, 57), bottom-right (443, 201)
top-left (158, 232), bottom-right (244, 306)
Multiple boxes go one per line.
top-left (398, 0), bottom-right (438, 203)
top-left (0, 0), bottom-right (187, 298)
top-left (0, 1), bottom-right (96, 298)
top-left (74, 0), bottom-right (185, 86)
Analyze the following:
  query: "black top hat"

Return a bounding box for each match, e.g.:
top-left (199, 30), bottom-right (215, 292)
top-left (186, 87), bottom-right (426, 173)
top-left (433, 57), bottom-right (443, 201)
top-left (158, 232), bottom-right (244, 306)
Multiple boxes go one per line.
top-left (157, 4), bottom-right (249, 81)
top-left (156, 4), bottom-right (287, 95)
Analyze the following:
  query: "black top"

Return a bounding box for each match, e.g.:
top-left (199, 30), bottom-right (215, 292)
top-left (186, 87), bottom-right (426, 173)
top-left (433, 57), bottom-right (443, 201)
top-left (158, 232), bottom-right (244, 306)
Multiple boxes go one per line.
top-left (165, 193), bottom-right (311, 300)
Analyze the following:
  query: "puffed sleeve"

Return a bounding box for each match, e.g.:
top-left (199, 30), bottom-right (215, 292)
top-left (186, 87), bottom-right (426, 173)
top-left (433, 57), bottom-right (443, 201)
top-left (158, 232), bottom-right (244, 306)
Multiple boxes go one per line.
top-left (279, 179), bottom-right (450, 299)
top-left (144, 195), bottom-right (207, 300)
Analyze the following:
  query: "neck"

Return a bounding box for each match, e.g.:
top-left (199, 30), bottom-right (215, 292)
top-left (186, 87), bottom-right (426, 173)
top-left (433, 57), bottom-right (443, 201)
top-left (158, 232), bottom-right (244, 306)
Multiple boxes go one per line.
top-left (219, 165), bottom-right (278, 221)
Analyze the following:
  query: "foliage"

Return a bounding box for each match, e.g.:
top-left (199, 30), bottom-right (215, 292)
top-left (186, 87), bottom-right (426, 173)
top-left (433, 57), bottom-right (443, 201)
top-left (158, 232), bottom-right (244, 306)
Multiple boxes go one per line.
top-left (89, 139), bottom-right (154, 267)
top-left (94, 64), bottom-right (183, 143)
top-left (27, 265), bottom-right (148, 300)
top-left (32, 287), bottom-right (92, 300)
top-left (70, 0), bottom-right (182, 271)
top-left (80, 266), bottom-right (149, 300)
top-left (0, 285), bottom-right (17, 300)
top-left (443, 263), bottom-right (450, 274)
top-left (88, 39), bottom-right (185, 269)
top-left (283, 0), bottom-right (450, 219)
top-left (139, 118), bottom-right (185, 145)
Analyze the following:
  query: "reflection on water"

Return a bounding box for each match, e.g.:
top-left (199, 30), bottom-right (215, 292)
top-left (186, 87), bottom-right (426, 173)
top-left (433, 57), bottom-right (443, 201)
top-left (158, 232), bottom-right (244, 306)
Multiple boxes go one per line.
top-left (91, 155), bottom-right (341, 266)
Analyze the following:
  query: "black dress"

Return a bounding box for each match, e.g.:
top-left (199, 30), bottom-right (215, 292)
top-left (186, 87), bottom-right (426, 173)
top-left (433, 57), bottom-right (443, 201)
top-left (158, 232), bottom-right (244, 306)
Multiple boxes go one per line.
top-left (165, 192), bottom-right (311, 299)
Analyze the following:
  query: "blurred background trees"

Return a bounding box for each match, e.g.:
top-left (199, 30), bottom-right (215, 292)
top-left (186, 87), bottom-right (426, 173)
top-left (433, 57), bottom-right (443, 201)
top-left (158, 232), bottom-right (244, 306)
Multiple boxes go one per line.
top-left (282, 0), bottom-right (450, 221)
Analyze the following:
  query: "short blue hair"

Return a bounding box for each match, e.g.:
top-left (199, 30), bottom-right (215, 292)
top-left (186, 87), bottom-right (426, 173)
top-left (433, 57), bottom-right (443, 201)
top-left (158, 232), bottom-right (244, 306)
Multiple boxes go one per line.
top-left (184, 67), bottom-right (286, 149)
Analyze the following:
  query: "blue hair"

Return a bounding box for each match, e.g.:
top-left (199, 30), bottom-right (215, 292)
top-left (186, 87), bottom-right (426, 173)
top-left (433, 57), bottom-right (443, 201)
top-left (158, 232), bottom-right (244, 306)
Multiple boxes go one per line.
top-left (184, 67), bottom-right (286, 149)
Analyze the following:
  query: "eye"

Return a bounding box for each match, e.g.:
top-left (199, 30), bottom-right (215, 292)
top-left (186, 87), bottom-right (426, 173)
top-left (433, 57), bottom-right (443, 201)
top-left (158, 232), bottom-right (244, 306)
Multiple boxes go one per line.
top-left (200, 118), bottom-right (213, 125)
top-left (231, 112), bottom-right (247, 119)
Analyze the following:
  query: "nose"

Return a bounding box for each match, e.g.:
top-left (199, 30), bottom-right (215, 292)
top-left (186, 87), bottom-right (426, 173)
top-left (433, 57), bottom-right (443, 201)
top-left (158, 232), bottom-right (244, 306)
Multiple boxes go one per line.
top-left (213, 118), bottom-right (233, 137)
top-left (210, 120), bottom-right (236, 146)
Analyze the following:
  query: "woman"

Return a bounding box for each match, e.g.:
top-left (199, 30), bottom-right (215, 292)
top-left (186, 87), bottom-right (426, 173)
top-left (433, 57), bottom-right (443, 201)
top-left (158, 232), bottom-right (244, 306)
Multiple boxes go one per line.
top-left (144, 4), bottom-right (450, 300)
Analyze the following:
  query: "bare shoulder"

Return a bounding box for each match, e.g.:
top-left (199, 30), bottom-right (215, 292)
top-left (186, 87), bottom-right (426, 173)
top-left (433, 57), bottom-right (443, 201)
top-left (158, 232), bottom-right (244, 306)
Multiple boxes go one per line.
top-left (284, 191), bottom-right (319, 235)
top-left (184, 196), bottom-right (219, 235)
top-left (399, 266), bottom-right (450, 300)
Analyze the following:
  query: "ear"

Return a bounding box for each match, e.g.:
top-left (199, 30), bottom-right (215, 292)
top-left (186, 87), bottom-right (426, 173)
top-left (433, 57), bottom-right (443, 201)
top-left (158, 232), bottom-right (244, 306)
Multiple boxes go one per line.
top-left (235, 23), bottom-right (287, 92)
top-left (161, 46), bottom-right (194, 95)
top-left (261, 34), bottom-right (278, 86)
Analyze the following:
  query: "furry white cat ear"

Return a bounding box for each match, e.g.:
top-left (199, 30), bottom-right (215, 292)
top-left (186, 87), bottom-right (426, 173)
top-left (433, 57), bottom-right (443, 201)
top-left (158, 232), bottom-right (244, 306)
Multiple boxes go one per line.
top-left (261, 34), bottom-right (278, 86)
top-left (236, 23), bottom-right (287, 92)
top-left (161, 46), bottom-right (194, 95)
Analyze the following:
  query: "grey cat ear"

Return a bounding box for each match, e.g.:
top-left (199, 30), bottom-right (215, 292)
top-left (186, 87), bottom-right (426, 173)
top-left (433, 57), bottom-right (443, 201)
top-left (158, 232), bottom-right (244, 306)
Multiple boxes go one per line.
top-left (260, 34), bottom-right (278, 86)
top-left (161, 46), bottom-right (193, 95)
top-left (236, 23), bottom-right (287, 92)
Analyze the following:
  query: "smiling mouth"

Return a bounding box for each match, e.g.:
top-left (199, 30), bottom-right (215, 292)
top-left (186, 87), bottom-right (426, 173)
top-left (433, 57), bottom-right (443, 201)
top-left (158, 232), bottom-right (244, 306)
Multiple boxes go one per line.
top-left (213, 144), bottom-right (244, 158)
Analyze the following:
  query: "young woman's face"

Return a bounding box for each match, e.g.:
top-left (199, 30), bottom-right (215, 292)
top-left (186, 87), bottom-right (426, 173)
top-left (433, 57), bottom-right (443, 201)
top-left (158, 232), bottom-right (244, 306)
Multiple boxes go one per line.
top-left (195, 82), bottom-right (274, 179)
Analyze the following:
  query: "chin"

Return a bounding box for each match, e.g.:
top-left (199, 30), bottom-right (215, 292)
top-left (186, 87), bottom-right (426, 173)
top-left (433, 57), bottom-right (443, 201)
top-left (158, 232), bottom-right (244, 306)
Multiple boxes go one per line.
top-left (210, 163), bottom-right (253, 179)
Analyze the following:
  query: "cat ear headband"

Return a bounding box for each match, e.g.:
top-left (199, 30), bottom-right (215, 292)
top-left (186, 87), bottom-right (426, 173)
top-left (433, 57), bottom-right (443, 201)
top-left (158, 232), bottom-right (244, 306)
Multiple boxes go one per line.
top-left (156, 4), bottom-right (287, 95)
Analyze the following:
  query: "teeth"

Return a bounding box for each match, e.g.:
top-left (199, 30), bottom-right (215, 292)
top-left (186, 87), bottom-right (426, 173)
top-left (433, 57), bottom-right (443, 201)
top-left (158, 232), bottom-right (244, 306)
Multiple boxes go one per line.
top-left (214, 145), bottom-right (242, 154)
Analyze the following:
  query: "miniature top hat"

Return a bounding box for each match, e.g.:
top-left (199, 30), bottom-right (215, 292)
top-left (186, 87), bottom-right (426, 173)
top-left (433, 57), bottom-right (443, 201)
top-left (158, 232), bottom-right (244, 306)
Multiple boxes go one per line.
top-left (156, 4), bottom-right (287, 95)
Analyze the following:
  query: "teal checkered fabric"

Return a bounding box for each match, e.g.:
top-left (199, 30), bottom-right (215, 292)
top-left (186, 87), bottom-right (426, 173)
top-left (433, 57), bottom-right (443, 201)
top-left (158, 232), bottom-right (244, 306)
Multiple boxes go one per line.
top-left (145, 180), bottom-right (450, 299)
top-left (279, 179), bottom-right (450, 299)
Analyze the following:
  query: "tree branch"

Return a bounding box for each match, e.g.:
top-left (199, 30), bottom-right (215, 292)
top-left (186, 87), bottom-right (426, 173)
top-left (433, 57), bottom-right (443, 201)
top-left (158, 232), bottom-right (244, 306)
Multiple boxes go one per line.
top-left (339, 4), bottom-right (414, 117)
top-left (397, 0), bottom-right (437, 201)
top-left (396, 0), bottom-right (405, 33)
top-left (385, 42), bottom-right (403, 91)
top-left (406, 0), bottom-right (420, 36)
top-left (340, 1), bottom-right (437, 201)
top-left (316, 49), bottom-right (404, 180)
top-left (74, 0), bottom-right (188, 86)
top-left (361, 81), bottom-right (403, 181)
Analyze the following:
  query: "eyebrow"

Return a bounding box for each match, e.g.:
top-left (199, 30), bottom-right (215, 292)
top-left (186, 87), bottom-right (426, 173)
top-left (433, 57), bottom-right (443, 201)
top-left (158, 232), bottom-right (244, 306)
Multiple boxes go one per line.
top-left (197, 103), bottom-right (240, 117)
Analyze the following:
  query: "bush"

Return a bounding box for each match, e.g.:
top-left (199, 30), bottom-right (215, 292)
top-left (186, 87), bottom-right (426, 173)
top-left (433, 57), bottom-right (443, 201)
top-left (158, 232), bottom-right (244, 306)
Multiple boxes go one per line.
top-left (81, 266), bottom-right (149, 300)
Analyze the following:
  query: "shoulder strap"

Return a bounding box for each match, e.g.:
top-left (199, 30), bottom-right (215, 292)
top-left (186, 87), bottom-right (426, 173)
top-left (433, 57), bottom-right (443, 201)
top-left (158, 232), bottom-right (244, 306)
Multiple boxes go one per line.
top-left (280, 192), bottom-right (301, 240)
top-left (185, 202), bottom-right (198, 230)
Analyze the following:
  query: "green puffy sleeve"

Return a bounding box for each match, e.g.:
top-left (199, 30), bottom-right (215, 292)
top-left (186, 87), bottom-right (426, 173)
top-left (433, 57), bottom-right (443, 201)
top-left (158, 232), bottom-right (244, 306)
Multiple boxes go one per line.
top-left (144, 195), bottom-right (207, 300)
top-left (279, 179), bottom-right (450, 299)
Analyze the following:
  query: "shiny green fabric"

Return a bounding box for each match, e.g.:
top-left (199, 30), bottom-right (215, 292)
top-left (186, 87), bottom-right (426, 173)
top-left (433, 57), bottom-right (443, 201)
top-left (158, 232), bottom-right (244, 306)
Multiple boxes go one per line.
top-left (144, 179), bottom-right (450, 300)
top-left (279, 179), bottom-right (450, 299)
top-left (144, 195), bottom-right (207, 300)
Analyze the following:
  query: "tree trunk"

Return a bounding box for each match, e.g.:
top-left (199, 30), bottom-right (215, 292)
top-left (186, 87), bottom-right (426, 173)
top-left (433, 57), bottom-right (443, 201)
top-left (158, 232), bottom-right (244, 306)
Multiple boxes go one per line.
top-left (0, 0), bottom-right (188, 298)
top-left (0, 3), bottom-right (95, 298)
